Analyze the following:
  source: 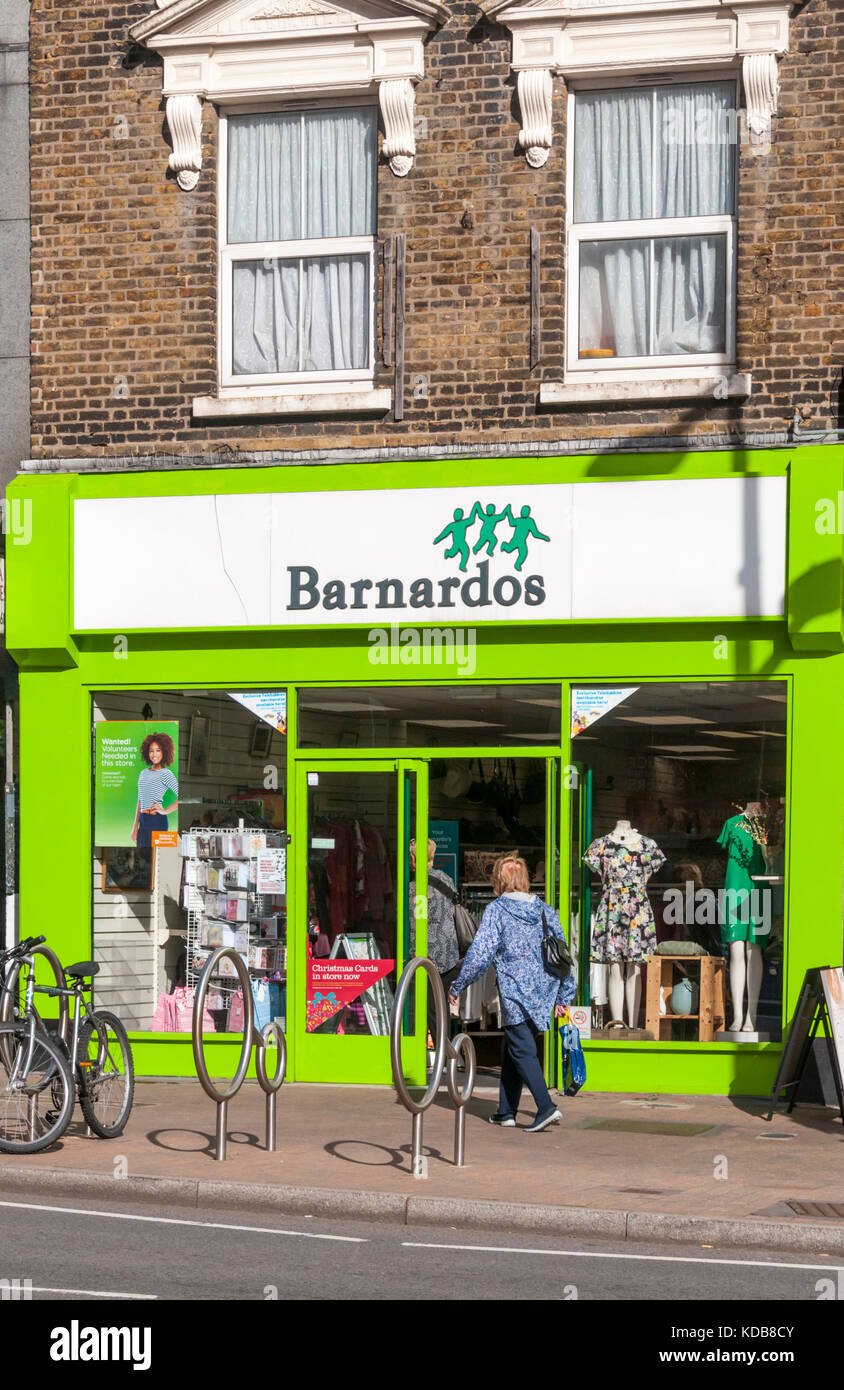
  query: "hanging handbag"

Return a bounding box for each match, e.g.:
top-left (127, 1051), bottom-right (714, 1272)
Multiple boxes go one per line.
top-left (227, 989), bottom-right (245, 1033)
top-left (541, 908), bottom-right (573, 981)
top-left (428, 870), bottom-right (478, 954)
top-left (251, 978), bottom-right (272, 1033)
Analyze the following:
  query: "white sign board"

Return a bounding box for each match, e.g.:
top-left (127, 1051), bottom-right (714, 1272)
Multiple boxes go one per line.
top-left (73, 477), bottom-right (787, 630)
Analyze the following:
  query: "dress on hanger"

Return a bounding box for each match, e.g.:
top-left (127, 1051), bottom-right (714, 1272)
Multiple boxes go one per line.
top-left (584, 835), bottom-right (666, 963)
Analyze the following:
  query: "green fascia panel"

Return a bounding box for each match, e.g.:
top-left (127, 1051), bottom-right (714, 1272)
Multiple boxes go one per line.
top-left (562, 1039), bottom-right (782, 1096)
top-left (131, 1035), bottom-right (407, 1085)
top-left (6, 475), bottom-right (78, 668)
top-left (787, 445), bottom-right (844, 651)
top-left (10, 445), bottom-right (844, 1094)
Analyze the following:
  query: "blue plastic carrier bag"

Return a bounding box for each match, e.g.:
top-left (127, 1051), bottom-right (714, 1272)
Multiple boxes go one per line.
top-left (561, 1021), bottom-right (586, 1096)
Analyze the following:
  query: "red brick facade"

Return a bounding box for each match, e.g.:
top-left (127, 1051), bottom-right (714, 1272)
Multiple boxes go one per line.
top-left (27, 0), bottom-right (844, 459)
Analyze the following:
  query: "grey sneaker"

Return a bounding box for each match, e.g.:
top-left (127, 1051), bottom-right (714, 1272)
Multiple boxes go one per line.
top-left (488, 1112), bottom-right (516, 1126)
top-left (525, 1108), bottom-right (562, 1132)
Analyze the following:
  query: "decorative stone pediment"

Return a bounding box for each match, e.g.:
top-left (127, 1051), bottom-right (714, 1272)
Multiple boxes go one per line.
top-left (177, 1), bottom-right (362, 36)
top-left (482, 0), bottom-right (792, 164)
top-left (130, 0), bottom-right (447, 185)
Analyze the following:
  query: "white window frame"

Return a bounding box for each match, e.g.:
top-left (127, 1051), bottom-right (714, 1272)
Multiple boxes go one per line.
top-left (564, 72), bottom-right (739, 383)
top-left (218, 97), bottom-right (378, 398)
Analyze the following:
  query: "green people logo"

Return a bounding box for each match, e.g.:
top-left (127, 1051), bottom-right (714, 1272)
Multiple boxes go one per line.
top-left (433, 502), bottom-right (550, 573)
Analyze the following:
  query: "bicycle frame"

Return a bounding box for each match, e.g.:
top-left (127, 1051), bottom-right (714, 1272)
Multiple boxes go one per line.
top-left (34, 979), bottom-right (97, 1077)
top-left (2, 955), bottom-right (97, 1079)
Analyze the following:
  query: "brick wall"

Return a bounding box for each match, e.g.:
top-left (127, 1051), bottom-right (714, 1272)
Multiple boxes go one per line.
top-left (27, 0), bottom-right (844, 458)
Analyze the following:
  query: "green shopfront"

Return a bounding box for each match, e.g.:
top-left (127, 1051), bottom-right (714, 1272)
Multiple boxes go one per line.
top-left (7, 447), bottom-right (844, 1095)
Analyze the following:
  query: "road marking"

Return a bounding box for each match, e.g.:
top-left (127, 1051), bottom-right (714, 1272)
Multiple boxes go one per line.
top-left (30, 1286), bottom-right (157, 1300)
top-left (0, 1199), bottom-right (366, 1242)
top-left (403, 1242), bottom-right (843, 1271)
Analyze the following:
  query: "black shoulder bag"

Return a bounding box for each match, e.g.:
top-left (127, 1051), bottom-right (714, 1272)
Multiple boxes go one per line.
top-left (541, 909), bottom-right (573, 981)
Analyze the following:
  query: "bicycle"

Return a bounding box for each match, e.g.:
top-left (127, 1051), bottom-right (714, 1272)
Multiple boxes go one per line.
top-left (0, 935), bottom-right (135, 1153)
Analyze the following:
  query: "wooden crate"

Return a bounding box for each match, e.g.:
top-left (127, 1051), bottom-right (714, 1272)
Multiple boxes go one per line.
top-left (645, 954), bottom-right (726, 1041)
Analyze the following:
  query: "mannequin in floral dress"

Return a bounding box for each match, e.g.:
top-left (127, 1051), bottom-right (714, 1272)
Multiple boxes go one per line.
top-left (585, 820), bottom-right (666, 1028)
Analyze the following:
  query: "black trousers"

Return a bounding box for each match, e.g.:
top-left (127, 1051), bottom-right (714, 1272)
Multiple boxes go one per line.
top-left (499, 1019), bottom-right (554, 1118)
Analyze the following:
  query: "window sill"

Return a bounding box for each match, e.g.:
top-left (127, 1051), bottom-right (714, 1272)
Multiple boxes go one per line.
top-left (192, 388), bottom-right (392, 420)
top-left (539, 374), bottom-right (752, 406)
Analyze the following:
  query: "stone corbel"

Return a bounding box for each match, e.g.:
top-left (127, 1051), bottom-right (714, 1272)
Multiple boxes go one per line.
top-left (378, 79), bottom-right (415, 177)
top-left (517, 68), bottom-right (553, 169)
top-left (166, 94), bottom-right (203, 191)
top-left (742, 53), bottom-right (779, 147)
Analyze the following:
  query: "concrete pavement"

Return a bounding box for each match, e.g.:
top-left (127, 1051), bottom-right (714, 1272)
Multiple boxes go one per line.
top-left (1, 1079), bottom-right (843, 1252)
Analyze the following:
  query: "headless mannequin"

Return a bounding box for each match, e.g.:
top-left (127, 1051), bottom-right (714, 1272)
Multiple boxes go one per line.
top-left (609, 819), bottom-right (643, 850)
top-left (728, 801), bottom-right (764, 1032)
top-left (607, 820), bottom-right (644, 1027)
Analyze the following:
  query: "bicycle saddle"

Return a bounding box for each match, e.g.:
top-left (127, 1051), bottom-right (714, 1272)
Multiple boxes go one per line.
top-left (64, 960), bottom-right (99, 979)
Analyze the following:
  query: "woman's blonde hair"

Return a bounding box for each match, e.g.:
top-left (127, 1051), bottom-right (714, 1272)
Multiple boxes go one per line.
top-left (409, 837), bottom-right (437, 869)
top-left (492, 853), bottom-right (531, 896)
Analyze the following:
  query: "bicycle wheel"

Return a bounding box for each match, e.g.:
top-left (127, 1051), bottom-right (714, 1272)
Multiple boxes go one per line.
top-left (78, 1010), bottom-right (135, 1138)
top-left (0, 1023), bottom-right (74, 1154)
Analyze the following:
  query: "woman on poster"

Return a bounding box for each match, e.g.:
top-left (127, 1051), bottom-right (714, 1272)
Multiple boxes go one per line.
top-left (132, 732), bottom-right (179, 847)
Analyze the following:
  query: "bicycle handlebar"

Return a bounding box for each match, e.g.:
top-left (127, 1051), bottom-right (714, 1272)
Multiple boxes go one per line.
top-left (0, 934), bottom-right (47, 963)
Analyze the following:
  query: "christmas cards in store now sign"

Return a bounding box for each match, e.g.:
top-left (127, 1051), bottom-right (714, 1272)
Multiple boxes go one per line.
top-left (73, 477), bottom-right (787, 630)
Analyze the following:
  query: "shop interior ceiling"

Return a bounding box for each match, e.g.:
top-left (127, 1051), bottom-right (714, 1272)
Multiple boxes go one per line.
top-left (575, 684), bottom-right (787, 767)
top-left (298, 685), bottom-right (561, 742)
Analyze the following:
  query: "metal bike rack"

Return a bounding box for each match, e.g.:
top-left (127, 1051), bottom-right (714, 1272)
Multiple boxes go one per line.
top-left (192, 948), bottom-right (287, 1162)
top-left (390, 957), bottom-right (476, 1177)
top-left (0, 943), bottom-right (70, 1046)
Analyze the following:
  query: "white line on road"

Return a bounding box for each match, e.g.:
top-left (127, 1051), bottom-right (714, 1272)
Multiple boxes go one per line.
top-left (0, 1199), bottom-right (367, 1242)
top-left (29, 1286), bottom-right (158, 1300)
top-left (403, 1242), bottom-right (844, 1271)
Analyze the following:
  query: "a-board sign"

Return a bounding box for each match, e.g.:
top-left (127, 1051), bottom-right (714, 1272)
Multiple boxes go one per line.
top-left (769, 967), bottom-right (844, 1121)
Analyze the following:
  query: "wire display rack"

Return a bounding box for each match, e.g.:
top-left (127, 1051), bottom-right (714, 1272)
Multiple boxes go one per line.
top-left (181, 824), bottom-right (287, 1033)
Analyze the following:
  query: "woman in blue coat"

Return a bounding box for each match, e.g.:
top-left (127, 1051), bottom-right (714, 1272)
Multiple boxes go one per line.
top-left (449, 854), bottom-right (576, 1132)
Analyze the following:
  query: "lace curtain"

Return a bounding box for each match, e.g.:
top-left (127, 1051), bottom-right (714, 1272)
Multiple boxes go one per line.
top-left (574, 83), bottom-right (735, 358)
top-left (228, 107), bottom-right (376, 375)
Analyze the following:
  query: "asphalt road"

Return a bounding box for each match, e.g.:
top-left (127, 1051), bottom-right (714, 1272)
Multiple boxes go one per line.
top-left (0, 1192), bottom-right (840, 1304)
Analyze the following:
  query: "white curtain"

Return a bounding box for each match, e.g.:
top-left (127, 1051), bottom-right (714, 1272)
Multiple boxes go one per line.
top-left (229, 108), bottom-right (375, 375)
top-left (575, 84), bottom-right (733, 358)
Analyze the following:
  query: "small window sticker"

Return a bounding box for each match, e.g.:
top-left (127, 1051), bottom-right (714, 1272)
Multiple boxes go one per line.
top-left (307, 772), bottom-right (319, 787)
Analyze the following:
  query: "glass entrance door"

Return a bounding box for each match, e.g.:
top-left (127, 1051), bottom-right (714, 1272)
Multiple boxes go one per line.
top-left (294, 760), bottom-right (428, 1084)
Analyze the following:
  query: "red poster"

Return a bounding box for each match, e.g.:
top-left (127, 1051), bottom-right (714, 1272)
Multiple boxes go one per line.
top-left (307, 958), bottom-right (395, 1032)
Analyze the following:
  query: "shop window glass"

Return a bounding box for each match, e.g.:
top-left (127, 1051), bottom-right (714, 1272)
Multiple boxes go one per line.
top-left (222, 106), bottom-right (377, 386)
top-left (570, 80), bottom-right (736, 369)
top-left (571, 682), bottom-right (786, 1043)
top-left (298, 684), bottom-right (561, 748)
top-left (306, 769), bottom-right (398, 1036)
top-left (92, 690), bottom-right (288, 1036)
top-left (302, 755), bottom-right (557, 1059)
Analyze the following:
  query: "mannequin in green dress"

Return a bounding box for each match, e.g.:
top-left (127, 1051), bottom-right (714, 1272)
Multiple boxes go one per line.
top-left (717, 801), bottom-right (766, 1033)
